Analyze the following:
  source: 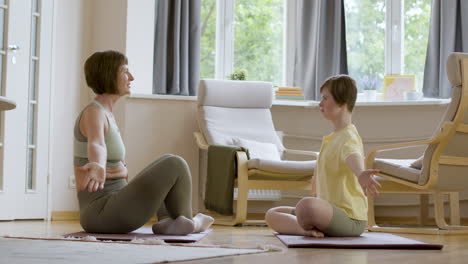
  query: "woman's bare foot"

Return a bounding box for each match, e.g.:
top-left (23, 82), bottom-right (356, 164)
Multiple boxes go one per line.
top-left (152, 216), bottom-right (195, 235)
top-left (193, 213), bottom-right (214, 233)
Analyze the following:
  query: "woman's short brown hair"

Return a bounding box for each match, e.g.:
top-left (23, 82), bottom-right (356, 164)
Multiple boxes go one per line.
top-left (84, 50), bottom-right (128, 94)
top-left (320, 74), bottom-right (357, 112)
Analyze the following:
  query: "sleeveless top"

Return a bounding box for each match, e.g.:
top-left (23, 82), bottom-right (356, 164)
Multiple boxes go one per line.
top-left (73, 100), bottom-right (125, 167)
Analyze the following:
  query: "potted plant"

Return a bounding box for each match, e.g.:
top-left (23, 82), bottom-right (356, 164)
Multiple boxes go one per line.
top-left (361, 75), bottom-right (379, 101)
top-left (228, 69), bottom-right (247, 80)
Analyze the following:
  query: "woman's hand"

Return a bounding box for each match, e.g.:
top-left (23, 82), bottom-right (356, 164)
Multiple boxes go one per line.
top-left (358, 169), bottom-right (381, 196)
top-left (76, 162), bottom-right (106, 192)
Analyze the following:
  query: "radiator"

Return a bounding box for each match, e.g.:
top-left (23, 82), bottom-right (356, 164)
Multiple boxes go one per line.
top-left (233, 188), bottom-right (282, 201)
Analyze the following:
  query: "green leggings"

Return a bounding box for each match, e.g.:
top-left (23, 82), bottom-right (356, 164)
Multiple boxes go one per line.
top-left (292, 204), bottom-right (367, 237)
top-left (322, 205), bottom-right (367, 237)
top-left (78, 154), bottom-right (192, 233)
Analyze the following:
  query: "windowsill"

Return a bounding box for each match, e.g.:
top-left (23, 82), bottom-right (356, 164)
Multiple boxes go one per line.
top-left (274, 94), bottom-right (450, 108)
top-left (128, 93), bottom-right (197, 101)
top-left (128, 92), bottom-right (450, 106)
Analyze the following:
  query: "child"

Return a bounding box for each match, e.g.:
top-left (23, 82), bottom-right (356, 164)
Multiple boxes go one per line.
top-left (265, 75), bottom-right (381, 237)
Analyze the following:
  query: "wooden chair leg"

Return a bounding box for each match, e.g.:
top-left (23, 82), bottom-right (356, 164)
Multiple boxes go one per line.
top-left (368, 191), bottom-right (468, 234)
top-left (419, 194), bottom-right (429, 226)
top-left (213, 151), bottom-right (248, 226)
top-left (449, 192), bottom-right (461, 226)
top-left (235, 185), bottom-right (248, 225)
top-left (367, 194), bottom-right (377, 228)
top-left (434, 193), bottom-right (449, 229)
top-left (235, 152), bottom-right (249, 225)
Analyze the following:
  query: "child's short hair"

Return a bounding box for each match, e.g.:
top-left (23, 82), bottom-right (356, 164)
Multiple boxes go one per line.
top-left (320, 75), bottom-right (357, 112)
top-left (84, 50), bottom-right (128, 95)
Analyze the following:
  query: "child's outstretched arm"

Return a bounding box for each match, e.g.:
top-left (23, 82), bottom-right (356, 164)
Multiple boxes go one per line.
top-left (345, 153), bottom-right (382, 196)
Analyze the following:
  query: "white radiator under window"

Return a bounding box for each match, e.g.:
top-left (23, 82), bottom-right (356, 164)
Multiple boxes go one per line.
top-left (233, 188), bottom-right (281, 201)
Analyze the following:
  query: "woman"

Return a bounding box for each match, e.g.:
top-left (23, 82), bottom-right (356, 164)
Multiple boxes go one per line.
top-left (74, 50), bottom-right (213, 234)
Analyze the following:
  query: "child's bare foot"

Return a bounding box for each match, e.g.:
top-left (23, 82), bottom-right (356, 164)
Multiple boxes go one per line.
top-left (304, 228), bottom-right (324, 238)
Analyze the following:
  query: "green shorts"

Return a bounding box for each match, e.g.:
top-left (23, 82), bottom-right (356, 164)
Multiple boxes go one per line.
top-left (292, 205), bottom-right (367, 237)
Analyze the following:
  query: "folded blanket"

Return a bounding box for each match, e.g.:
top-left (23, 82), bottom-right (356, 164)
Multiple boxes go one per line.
top-left (205, 145), bottom-right (248, 215)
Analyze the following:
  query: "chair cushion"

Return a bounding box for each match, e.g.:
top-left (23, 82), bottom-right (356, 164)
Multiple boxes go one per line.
top-left (410, 156), bottom-right (423, 169)
top-left (198, 79), bottom-right (273, 108)
top-left (232, 137), bottom-right (281, 160)
top-left (248, 159), bottom-right (316, 174)
top-left (446, 53), bottom-right (468, 87)
top-left (198, 106), bottom-right (285, 151)
top-left (373, 159), bottom-right (421, 183)
top-left (248, 169), bottom-right (313, 181)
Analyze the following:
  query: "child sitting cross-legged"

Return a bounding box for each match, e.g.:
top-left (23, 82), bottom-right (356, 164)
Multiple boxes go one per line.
top-left (265, 75), bottom-right (381, 237)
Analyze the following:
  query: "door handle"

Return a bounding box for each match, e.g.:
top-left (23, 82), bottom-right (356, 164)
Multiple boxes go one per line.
top-left (8, 45), bottom-right (20, 52)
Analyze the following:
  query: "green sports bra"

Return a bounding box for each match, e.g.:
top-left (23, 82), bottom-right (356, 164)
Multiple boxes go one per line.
top-left (73, 100), bottom-right (125, 167)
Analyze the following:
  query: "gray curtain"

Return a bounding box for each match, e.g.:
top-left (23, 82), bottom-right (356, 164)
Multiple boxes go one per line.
top-left (153, 0), bottom-right (201, 95)
top-left (293, 0), bottom-right (348, 100)
top-left (423, 0), bottom-right (468, 98)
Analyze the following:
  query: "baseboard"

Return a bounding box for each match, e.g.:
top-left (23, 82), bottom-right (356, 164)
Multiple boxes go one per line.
top-left (201, 211), bottom-right (265, 221)
top-left (202, 213), bottom-right (468, 225)
top-left (51, 211), bottom-right (468, 226)
top-left (51, 211), bottom-right (80, 221)
top-left (376, 216), bottom-right (468, 225)
top-left (51, 211), bottom-right (157, 223)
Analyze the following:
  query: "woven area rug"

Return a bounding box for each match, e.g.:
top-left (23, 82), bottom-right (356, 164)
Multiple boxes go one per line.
top-left (275, 232), bottom-right (443, 249)
top-left (64, 227), bottom-right (211, 242)
top-left (0, 236), bottom-right (280, 264)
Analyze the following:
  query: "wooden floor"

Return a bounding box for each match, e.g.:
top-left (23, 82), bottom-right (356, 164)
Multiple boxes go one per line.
top-left (1, 220), bottom-right (468, 264)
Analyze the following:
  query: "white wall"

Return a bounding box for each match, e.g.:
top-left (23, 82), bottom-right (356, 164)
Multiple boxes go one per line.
top-left (50, 0), bottom-right (88, 212)
top-left (122, 97), bottom-right (200, 211)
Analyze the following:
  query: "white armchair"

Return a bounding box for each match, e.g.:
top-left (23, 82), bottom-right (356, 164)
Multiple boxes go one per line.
top-left (194, 79), bottom-right (316, 226)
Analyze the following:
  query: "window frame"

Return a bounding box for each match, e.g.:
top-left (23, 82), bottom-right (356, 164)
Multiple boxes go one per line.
top-left (386, 0), bottom-right (404, 75)
top-left (214, 0), bottom-right (234, 80)
top-left (213, 0), bottom-right (291, 85)
top-left (210, 0), bottom-right (427, 89)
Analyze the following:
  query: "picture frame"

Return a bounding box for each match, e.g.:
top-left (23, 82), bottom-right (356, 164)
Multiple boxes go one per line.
top-left (382, 75), bottom-right (416, 101)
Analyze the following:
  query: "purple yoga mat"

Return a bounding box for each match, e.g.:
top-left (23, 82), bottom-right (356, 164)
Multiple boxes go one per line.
top-left (65, 227), bottom-right (211, 243)
top-left (275, 232), bottom-right (443, 249)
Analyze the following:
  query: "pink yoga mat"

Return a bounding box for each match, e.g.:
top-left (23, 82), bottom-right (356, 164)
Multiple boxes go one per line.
top-left (65, 227), bottom-right (211, 243)
top-left (275, 232), bottom-right (443, 249)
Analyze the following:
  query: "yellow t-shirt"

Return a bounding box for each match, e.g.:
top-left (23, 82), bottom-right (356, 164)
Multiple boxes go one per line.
top-left (316, 124), bottom-right (367, 221)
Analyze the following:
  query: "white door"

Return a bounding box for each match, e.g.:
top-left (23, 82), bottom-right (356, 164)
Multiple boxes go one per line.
top-left (0, 0), bottom-right (53, 220)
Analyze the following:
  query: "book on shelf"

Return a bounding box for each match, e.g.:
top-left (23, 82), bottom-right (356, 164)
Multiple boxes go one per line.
top-left (277, 86), bottom-right (302, 92)
top-left (275, 95), bottom-right (305, 100)
top-left (275, 91), bottom-right (304, 96)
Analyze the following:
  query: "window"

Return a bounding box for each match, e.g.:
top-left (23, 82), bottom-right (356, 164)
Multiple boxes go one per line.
top-left (345, 0), bottom-right (431, 92)
top-left (403, 0), bottom-right (432, 92)
top-left (200, 0), bottom-right (285, 86)
top-left (200, 0), bottom-right (216, 80)
top-left (201, 0), bottom-right (432, 97)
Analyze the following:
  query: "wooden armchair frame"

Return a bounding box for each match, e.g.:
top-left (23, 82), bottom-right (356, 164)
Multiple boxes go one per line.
top-left (365, 58), bottom-right (468, 234)
top-left (194, 132), bottom-right (316, 226)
